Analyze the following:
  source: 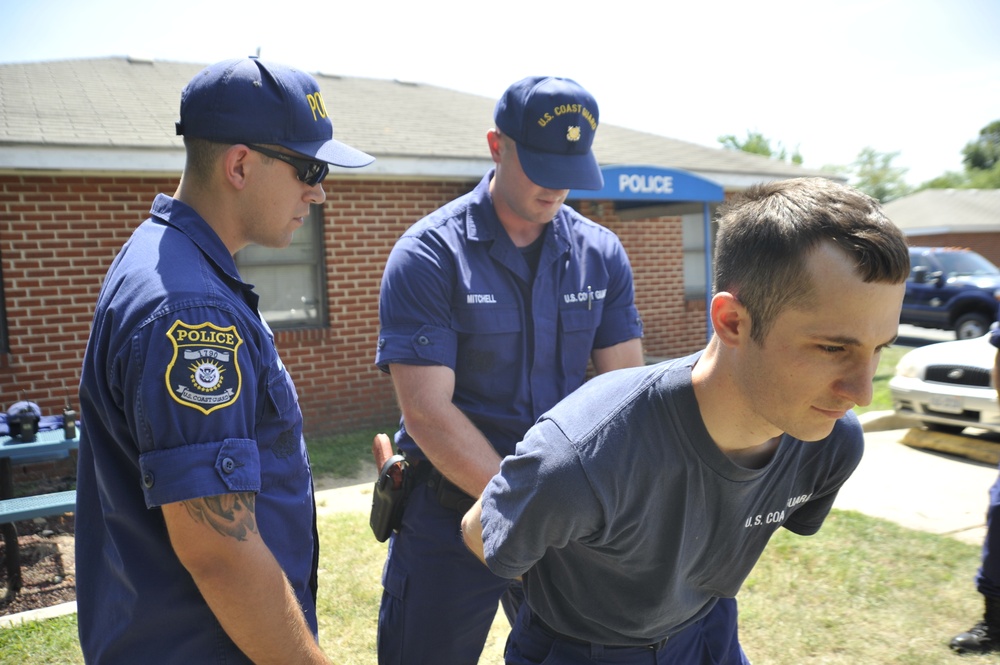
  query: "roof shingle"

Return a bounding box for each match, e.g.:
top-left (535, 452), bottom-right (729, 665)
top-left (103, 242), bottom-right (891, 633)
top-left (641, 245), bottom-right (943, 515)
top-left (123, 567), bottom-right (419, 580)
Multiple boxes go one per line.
top-left (883, 188), bottom-right (1000, 233)
top-left (0, 57), bottom-right (825, 180)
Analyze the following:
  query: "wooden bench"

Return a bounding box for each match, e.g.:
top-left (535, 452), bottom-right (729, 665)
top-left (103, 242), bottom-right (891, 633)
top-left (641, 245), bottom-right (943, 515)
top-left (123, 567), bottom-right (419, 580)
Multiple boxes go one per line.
top-left (0, 489), bottom-right (76, 600)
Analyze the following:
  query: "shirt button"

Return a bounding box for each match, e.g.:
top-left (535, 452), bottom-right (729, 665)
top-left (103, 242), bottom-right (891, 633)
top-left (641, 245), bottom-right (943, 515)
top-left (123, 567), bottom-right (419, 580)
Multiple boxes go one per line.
top-left (378, 338), bottom-right (386, 349)
top-left (417, 335), bottom-right (430, 346)
top-left (221, 457), bottom-right (236, 474)
top-left (143, 471), bottom-right (155, 488)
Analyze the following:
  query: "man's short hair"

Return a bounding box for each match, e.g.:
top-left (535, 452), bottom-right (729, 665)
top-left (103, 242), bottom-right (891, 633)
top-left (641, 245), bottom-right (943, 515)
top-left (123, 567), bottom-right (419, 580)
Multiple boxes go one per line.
top-left (713, 177), bottom-right (910, 343)
top-left (183, 137), bottom-right (230, 182)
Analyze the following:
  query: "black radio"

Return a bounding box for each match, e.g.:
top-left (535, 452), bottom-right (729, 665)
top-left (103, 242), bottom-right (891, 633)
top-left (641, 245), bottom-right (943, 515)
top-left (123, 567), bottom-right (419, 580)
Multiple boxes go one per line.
top-left (8, 401), bottom-right (41, 443)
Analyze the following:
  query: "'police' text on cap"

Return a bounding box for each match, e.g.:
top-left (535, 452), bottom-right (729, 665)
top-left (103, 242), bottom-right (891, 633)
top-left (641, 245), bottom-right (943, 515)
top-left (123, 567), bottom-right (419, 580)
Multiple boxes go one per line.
top-left (175, 57), bottom-right (373, 169)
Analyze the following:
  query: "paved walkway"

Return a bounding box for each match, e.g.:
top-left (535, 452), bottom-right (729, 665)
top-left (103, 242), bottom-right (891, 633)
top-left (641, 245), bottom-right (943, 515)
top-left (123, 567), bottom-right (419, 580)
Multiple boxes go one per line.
top-left (316, 474), bottom-right (376, 516)
top-left (835, 419), bottom-right (997, 546)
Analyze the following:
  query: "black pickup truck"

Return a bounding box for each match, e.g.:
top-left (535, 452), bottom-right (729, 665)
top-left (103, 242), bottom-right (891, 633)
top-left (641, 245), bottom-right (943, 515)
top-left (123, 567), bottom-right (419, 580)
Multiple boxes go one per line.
top-left (901, 247), bottom-right (1000, 339)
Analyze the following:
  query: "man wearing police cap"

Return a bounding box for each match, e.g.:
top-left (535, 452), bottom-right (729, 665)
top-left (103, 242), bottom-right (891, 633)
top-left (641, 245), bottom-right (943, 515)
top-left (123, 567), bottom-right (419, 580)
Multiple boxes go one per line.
top-left (75, 57), bottom-right (372, 664)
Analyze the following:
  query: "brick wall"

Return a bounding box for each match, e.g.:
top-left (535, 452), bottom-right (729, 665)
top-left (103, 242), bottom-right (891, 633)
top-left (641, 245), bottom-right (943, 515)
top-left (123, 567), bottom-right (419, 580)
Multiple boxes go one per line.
top-left (582, 203), bottom-right (709, 359)
top-left (907, 232), bottom-right (1000, 267)
top-left (287, 178), bottom-right (472, 433)
top-left (1, 174), bottom-right (703, 437)
top-left (1, 175), bottom-right (156, 413)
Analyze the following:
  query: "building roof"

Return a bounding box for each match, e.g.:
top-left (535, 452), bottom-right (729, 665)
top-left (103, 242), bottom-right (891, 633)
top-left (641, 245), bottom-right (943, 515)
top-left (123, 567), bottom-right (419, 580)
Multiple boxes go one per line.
top-left (0, 57), bottom-right (828, 187)
top-left (883, 188), bottom-right (1000, 236)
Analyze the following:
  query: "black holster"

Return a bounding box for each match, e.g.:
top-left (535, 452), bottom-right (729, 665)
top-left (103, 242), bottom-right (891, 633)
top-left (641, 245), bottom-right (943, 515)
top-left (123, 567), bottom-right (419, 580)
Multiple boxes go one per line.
top-left (369, 456), bottom-right (477, 542)
top-left (369, 454), bottom-right (409, 542)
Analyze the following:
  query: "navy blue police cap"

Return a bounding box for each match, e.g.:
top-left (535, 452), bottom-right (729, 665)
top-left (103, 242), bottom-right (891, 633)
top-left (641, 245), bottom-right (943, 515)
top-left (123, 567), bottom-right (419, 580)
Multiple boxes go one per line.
top-left (175, 57), bottom-right (373, 168)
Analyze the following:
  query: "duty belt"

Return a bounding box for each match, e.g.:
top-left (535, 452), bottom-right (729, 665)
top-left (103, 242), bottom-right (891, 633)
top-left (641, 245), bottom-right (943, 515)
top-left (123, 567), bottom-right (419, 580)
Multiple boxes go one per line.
top-left (533, 613), bottom-right (670, 652)
top-left (426, 467), bottom-right (476, 514)
top-left (407, 460), bottom-right (476, 514)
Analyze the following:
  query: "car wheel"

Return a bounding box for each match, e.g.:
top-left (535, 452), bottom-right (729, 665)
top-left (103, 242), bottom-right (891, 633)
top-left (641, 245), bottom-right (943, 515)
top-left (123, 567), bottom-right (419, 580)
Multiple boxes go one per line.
top-left (924, 422), bottom-right (966, 435)
top-left (954, 313), bottom-right (990, 340)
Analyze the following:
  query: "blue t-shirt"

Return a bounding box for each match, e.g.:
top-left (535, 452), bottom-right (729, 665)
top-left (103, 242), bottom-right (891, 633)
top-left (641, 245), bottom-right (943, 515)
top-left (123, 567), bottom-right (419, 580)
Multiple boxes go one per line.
top-left (376, 171), bottom-right (643, 459)
top-left (480, 354), bottom-right (864, 646)
top-left (76, 194), bottom-right (317, 664)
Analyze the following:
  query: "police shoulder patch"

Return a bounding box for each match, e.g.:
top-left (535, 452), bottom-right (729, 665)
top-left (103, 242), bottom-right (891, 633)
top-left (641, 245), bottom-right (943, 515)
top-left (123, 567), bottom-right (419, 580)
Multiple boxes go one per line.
top-left (165, 320), bottom-right (244, 415)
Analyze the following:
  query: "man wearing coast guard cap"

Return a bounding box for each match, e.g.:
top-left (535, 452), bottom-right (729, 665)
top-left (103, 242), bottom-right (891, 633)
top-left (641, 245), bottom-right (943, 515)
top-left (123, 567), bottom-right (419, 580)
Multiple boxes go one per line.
top-left (76, 57), bottom-right (371, 664)
top-left (373, 76), bottom-right (644, 663)
top-left (492, 76), bottom-right (604, 190)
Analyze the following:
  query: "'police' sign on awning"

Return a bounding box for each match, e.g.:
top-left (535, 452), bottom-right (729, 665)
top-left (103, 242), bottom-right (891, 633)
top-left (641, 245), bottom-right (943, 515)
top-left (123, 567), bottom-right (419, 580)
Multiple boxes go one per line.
top-left (570, 166), bottom-right (723, 203)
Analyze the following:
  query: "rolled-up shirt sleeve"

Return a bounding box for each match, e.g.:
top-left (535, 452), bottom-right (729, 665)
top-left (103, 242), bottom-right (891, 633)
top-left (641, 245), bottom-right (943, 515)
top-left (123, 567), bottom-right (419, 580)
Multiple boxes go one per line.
top-left (376, 233), bottom-right (458, 371)
top-left (592, 238), bottom-right (643, 350)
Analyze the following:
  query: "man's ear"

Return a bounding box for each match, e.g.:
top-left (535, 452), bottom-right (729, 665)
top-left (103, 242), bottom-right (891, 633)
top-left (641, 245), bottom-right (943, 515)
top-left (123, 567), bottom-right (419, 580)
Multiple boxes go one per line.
top-left (710, 292), bottom-right (751, 347)
top-left (222, 144), bottom-right (252, 191)
top-left (486, 129), bottom-right (503, 165)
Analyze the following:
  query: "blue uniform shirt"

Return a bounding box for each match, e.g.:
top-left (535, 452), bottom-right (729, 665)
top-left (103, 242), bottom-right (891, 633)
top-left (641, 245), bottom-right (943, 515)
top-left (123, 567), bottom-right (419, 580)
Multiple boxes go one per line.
top-left (76, 194), bottom-right (318, 664)
top-left (376, 171), bottom-right (643, 459)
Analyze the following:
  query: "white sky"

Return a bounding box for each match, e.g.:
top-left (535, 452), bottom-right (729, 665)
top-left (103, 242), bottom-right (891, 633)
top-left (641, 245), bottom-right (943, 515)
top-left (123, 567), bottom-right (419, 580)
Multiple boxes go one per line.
top-left (2, 0), bottom-right (999, 186)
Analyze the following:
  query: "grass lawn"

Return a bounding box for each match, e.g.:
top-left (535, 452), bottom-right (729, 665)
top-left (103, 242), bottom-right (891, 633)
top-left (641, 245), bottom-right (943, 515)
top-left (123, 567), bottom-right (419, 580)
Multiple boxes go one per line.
top-left (1, 508), bottom-right (994, 664)
top-left (307, 424), bottom-right (396, 479)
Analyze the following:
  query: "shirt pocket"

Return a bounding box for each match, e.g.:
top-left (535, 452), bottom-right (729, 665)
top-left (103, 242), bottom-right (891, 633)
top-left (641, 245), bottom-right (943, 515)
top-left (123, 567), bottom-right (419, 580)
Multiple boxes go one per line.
top-left (558, 306), bottom-right (602, 387)
top-left (452, 305), bottom-right (522, 400)
top-left (257, 365), bottom-right (308, 490)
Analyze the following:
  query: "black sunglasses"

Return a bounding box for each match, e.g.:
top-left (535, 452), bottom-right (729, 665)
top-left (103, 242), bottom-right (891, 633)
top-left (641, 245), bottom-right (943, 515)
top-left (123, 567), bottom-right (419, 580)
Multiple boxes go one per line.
top-left (245, 144), bottom-right (329, 186)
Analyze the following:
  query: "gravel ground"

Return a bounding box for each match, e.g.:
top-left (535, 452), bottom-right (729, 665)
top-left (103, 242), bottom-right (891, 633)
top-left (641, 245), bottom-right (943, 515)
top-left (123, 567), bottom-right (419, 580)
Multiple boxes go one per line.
top-left (0, 513), bottom-right (76, 617)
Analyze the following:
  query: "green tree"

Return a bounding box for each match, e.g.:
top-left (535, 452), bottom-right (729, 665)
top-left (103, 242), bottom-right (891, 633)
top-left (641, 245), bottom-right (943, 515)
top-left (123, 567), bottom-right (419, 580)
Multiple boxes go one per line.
top-left (918, 119), bottom-right (1000, 190)
top-left (718, 130), bottom-right (803, 165)
top-left (850, 147), bottom-right (911, 203)
top-left (966, 161), bottom-right (1000, 188)
top-left (920, 171), bottom-right (968, 189)
top-left (962, 120), bottom-right (1000, 170)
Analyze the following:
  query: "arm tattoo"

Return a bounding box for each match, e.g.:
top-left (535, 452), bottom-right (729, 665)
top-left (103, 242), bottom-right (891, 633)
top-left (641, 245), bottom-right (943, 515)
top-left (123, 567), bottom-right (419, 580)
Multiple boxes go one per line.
top-left (182, 492), bottom-right (258, 541)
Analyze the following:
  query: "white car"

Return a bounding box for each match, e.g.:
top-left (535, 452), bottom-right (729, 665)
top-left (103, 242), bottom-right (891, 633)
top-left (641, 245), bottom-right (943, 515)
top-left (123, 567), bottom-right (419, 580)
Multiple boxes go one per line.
top-left (889, 333), bottom-right (1000, 434)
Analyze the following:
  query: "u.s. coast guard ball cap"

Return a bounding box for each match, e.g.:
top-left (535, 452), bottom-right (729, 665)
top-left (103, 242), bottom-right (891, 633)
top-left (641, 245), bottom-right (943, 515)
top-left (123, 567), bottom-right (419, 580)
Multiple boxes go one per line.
top-left (494, 76), bottom-right (603, 190)
top-left (175, 57), bottom-right (374, 168)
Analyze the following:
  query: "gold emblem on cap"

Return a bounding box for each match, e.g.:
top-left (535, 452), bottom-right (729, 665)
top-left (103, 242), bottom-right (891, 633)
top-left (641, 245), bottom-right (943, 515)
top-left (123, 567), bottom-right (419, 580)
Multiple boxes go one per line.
top-left (566, 126), bottom-right (582, 142)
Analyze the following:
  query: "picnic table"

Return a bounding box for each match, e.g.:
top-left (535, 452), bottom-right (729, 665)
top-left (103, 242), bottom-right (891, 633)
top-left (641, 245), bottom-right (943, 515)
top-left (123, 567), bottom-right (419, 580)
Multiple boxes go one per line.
top-left (0, 428), bottom-right (79, 601)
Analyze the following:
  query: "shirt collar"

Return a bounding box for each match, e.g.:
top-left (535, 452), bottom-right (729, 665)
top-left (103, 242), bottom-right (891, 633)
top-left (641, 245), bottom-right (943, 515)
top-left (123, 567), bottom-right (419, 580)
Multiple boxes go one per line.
top-left (148, 193), bottom-right (248, 289)
top-left (465, 169), bottom-right (571, 255)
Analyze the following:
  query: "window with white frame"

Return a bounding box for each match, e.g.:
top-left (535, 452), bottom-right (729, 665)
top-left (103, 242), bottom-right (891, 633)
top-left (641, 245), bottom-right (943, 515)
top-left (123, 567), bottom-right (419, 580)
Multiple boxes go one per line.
top-left (681, 210), bottom-right (719, 299)
top-left (235, 204), bottom-right (326, 328)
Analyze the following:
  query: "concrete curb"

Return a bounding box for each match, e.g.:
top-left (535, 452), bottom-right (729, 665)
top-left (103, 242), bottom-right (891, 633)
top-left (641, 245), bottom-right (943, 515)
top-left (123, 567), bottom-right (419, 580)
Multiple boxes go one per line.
top-left (0, 600), bottom-right (76, 629)
top-left (858, 410), bottom-right (911, 433)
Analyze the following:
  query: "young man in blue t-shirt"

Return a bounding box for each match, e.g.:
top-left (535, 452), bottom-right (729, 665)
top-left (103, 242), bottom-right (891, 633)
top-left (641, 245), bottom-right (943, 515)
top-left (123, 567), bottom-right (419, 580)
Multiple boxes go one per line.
top-left (464, 177), bottom-right (911, 664)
